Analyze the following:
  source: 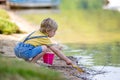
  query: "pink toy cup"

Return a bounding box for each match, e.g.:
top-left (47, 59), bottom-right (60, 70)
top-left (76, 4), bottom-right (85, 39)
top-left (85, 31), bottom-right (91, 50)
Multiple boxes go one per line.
top-left (43, 52), bottom-right (54, 65)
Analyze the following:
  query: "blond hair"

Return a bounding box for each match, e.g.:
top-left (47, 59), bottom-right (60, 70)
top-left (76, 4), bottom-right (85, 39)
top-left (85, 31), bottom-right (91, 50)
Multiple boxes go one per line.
top-left (40, 18), bottom-right (58, 33)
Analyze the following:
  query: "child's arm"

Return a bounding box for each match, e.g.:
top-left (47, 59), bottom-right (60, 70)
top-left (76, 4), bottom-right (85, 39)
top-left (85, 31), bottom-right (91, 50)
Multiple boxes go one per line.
top-left (48, 45), bottom-right (72, 65)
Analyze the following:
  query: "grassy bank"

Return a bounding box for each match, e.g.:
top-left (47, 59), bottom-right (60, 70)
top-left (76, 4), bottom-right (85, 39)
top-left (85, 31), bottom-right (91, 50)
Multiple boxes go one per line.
top-left (0, 55), bottom-right (65, 80)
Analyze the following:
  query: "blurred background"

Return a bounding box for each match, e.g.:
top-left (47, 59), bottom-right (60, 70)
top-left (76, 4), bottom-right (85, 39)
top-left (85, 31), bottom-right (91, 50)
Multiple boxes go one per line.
top-left (0, 0), bottom-right (120, 80)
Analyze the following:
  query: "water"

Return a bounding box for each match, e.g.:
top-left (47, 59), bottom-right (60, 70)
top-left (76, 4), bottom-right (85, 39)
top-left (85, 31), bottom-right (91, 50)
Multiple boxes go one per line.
top-left (104, 0), bottom-right (120, 11)
top-left (93, 66), bottom-right (120, 80)
top-left (64, 42), bottom-right (120, 80)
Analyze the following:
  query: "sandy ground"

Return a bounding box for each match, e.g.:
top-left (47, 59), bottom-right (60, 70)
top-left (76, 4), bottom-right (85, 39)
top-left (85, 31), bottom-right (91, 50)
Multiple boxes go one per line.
top-left (0, 5), bottom-right (84, 80)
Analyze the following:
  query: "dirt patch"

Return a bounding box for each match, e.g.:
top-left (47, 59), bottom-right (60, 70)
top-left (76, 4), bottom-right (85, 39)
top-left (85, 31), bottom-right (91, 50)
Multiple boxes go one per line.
top-left (48, 56), bottom-right (84, 80)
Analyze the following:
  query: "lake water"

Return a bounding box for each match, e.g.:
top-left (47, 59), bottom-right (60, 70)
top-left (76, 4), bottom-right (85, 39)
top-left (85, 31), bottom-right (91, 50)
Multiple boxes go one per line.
top-left (64, 42), bottom-right (120, 80)
top-left (93, 66), bottom-right (120, 80)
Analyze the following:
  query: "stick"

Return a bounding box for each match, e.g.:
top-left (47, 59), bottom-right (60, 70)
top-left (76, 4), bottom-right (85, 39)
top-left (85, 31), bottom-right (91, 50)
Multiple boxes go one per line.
top-left (72, 64), bottom-right (84, 73)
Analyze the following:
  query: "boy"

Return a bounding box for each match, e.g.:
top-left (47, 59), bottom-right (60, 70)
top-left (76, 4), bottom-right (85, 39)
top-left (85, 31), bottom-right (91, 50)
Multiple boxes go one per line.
top-left (14, 18), bottom-right (72, 65)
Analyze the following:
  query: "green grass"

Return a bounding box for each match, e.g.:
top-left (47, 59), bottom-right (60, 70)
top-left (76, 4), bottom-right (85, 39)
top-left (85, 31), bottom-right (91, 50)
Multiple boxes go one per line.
top-left (0, 55), bottom-right (65, 80)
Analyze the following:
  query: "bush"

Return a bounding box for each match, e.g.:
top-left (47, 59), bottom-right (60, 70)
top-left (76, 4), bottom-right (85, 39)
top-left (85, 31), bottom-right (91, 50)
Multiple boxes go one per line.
top-left (0, 17), bottom-right (21, 34)
top-left (0, 9), bottom-right (21, 34)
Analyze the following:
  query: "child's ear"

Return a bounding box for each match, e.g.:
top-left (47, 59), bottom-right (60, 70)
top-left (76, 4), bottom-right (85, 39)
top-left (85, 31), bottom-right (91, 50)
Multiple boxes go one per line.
top-left (46, 29), bottom-right (50, 34)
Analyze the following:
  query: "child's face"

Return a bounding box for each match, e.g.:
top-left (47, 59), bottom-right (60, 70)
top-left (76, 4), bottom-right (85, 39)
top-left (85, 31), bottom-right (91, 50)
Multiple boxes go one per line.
top-left (47, 29), bottom-right (56, 38)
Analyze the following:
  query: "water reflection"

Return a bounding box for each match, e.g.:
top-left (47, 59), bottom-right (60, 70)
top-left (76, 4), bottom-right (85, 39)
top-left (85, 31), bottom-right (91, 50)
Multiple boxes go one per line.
top-left (64, 42), bottom-right (120, 66)
top-left (64, 42), bottom-right (120, 80)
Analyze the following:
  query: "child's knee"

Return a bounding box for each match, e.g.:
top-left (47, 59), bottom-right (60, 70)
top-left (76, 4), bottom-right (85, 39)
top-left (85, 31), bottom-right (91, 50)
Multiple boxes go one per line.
top-left (41, 46), bottom-right (48, 52)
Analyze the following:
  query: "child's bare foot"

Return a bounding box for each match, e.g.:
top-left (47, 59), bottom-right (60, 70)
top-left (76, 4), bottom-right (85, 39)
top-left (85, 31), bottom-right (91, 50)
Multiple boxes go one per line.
top-left (36, 60), bottom-right (51, 67)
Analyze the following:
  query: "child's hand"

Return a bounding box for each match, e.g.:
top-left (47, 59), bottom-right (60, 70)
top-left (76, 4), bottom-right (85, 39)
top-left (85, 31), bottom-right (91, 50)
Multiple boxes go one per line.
top-left (66, 59), bottom-right (73, 65)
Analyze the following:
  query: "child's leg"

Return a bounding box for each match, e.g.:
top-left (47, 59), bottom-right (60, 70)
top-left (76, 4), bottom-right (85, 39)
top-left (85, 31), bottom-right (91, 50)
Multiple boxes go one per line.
top-left (30, 45), bottom-right (47, 63)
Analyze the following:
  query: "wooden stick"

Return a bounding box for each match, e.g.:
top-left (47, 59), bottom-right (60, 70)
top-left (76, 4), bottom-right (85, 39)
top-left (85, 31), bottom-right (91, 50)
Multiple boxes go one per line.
top-left (72, 64), bottom-right (84, 73)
